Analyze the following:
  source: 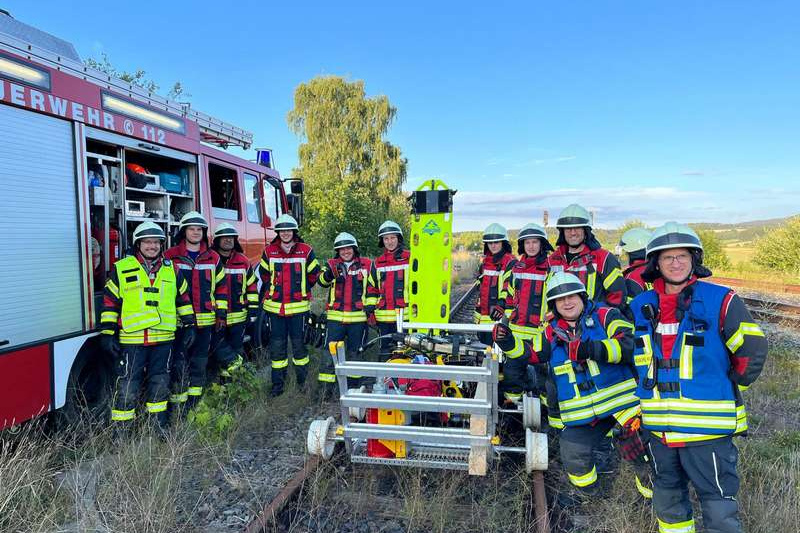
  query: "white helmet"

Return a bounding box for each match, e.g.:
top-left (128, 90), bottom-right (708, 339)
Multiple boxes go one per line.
top-left (179, 211), bottom-right (208, 230)
top-left (556, 204), bottom-right (592, 229)
top-left (132, 221), bottom-right (165, 243)
top-left (545, 272), bottom-right (586, 302)
top-left (333, 232), bottom-right (358, 250)
top-left (619, 228), bottom-right (652, 254)
top-left (213, 223), bottom-right (239, 239)
top-left (646, 222), bottom-right (702, 258)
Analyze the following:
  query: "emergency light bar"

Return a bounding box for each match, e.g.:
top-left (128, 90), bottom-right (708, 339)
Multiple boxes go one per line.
top-left (256, 148), bottom-right (274, 169)
top-left (101, 92), bottom-right (185, 134)
top-left (0, 52), bottom-right (50, 90)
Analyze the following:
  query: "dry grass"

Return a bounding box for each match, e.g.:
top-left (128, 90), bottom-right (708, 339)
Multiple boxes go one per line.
top-left (452, 250), bottom-right (480, 285)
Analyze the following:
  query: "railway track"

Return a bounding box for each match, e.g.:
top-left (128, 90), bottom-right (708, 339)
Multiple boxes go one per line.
top-left (244, 279), bottom-right (553, 533)
top-left (244, 278), bottom-right (798, 533)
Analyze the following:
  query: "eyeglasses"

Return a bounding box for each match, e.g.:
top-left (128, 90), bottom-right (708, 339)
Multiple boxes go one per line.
top-left (659, 253), bottom-right (692, 265)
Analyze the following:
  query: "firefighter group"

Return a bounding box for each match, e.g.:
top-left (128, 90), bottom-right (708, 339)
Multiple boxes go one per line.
top-left (100, 203), bottom-right (767, 533)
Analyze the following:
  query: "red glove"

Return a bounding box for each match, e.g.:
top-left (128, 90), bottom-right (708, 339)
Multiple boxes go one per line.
top-left (614, 417), bottom-right (646, 462)
top-left (367, 314), bottom-right (377, 328)
top-left (489, 305), bottom-right (506, 321)
top-left (492, 322), bottom-right (515, 351)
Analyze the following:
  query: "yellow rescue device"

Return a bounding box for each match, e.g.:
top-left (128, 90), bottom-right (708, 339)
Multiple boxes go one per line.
top-left (407, 179), bottom-right (455, 328)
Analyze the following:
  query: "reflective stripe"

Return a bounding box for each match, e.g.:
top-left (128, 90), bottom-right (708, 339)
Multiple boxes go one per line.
top-left (656, 322), bottom-right (679, 335)
top-left (376, 264), bottom-right (409, 272)
top-left (318, 373), bottom-right (336, 383)
top-left (725, 321), bottom-right (765, 353)
top-left (635, 475), bottom-right (653, 499)
top-left (271, 358), bottom-right (289, 369)
top-left (602, 267), bottom-right (622, 289)
top-left (568, 466), bottom-right (597, 487)
top-left (482, 269), bottom-right (501, 276)
top-left (101, 311), bottom-right (119, 322)
top-left (560, 390), bottom-right (639, 424)
top-left (146, 401), bottom-right (168, 413)
top-left (224, 268), bottom-right (248, 275)
top-left (170, 392), bottom-right (188, 404)
top-left (548, 415), bottom-right (564, 429)
top-left (111, 409), bottom-right (135, 421)
top-left (602, 338), bottom-right (622, 363)
top-left (504, 334), bottom-right (527, 358)
top-left (679, 342), bottom-right (693, 380)
top-left (187, 386), bottom-right (203, 396)
top-left (560, 378), bottom-right (637, 409)
top-left (657, 518), bottom-right (695, 533)
top-left (293, 356), bottom-right (310, 366)
top-left (607, 319), bottom-right (632, 337)
top-left (194, 264), bottom-right (216, 270)
top-left (513, 272), bottom-right (547, 281)
top-left (612, 405), bottom-right (641, 426)
top-left (270, 257), bottom-right (306, 264)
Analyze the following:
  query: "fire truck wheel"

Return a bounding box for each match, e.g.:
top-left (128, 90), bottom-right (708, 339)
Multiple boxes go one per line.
top-left (56, 340), bottom-right (113, 429)
top-left (522, 394), bottom-right (541, 430)
top-left (525, 429), bottom-right (549, 473)
top-left (307, 417), bottom-right (336, 459)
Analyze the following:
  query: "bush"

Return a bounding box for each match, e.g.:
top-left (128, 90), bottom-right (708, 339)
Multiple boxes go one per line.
top-left (694, 228), bottom-right (732, 270)
top-left (752, 216), bottom-right (800, 274)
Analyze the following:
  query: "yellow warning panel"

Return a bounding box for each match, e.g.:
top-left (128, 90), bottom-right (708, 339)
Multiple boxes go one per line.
top-left (377, 409), bottom-right (407, 457)
top-left (407, 179), bottom-right (455, 330)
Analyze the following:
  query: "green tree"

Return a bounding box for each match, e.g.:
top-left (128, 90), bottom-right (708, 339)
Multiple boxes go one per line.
top-left (752, 216), bottom-right (800, 274)
top-left (85, 52), bottom-right (190, 101)
top-left (694, 228), bottom-right (732, 270)
top-left (617, 219), bottom-right (647, 234)
top-left (287, 76), bottom-right (408, 257)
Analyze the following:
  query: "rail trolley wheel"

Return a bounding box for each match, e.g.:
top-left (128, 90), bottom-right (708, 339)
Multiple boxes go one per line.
top-left (522, 394), bottom-right (541, 430)
top-left (525, 429), bottom-right (548, 473)
top-left (307, 416), bottom-right (336, 459)
top-left (348, 386), bottom-right (367, 421)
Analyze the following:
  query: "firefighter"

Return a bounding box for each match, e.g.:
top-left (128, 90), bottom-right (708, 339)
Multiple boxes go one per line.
top-left (619, 227), bottom-right (652, 304)
top-left (165, 211), bottom-right (227, 410)
top-left (317, 232), bottom-right (375, 393)
top-left (502, 223), bottom-right (553, 403)
top-left (474, 222), bottom-right (517, 345)
top-left (493, 272), bottom-right (652, 502)
top-left (100, 221), bottom-right (195, 437)
top-left (258, 214), bottom-right (320, 396)
top-left (548, 204), bottom-right (627, 311)
top-left (210, 223), bottom-right (258, 379)
top-left (367, 220), bottom-right (410, 358)
top-left (631, 222), bottom-right (768, 533)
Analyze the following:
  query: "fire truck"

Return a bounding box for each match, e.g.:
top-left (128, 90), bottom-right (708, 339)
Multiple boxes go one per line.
top-left (0, 11), bottom-right (303, 430)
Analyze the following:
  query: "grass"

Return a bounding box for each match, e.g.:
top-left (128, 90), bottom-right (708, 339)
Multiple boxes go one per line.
top-left (0, 350), bottom-right (321, 533)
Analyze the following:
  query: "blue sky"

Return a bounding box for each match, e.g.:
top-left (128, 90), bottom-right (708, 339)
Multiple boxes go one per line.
top-left (5, 1), bottom-right (799, 230)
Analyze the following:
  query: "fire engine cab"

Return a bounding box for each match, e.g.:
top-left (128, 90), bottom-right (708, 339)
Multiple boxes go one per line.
top-left (0, 11), bottom-right (303, 429)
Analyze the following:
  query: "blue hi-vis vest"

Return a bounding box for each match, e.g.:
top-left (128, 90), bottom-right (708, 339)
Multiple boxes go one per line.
top-left (631, 281), bottom-right (739, 437)
top-left (549, 303), bottom-right (639, 427)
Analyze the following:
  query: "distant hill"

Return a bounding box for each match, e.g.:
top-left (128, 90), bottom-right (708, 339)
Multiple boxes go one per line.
top-left (453, 215), bottom-right (798, 252)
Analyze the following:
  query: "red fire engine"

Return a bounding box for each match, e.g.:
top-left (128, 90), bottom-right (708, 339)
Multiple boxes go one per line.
top-left (0, 11), bottom-right (303, 430)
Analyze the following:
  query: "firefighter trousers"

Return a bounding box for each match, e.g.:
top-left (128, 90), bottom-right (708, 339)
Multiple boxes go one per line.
top-left (111, 342), bottom-right (171, 427)
top-left (171, 326), bottom-right (213, 406)
top-left (268, 312), bottom-right (308, 395)
top-left (377, 321), bottom-right (397, 359)
top-left (648, 435), bottom-right (742, 533)
top-left (210, 322), bottom-right (246, 377)
top-left (319, 321), bottom-right (367, 389)
top-left (560, 416), bottom-right (652, 498)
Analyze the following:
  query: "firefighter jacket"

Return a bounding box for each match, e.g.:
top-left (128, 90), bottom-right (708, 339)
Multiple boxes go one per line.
top-left (219, 252), bottom-right (259, 325)
top-left (504, 302), bottom-right (638, 427)
top-left (258, 241), bottom-right (320, 316)
top-left (474, 251), bottom-right (517, 324)
top-left (623, 259), bottom-right (651, 304)
top-left (548, 244), bottom-right (627, 310)
top-left (165, 241), bottom-right (227, 327)
top-left (507, 253), bottom-right (550, 337)
top-left (100, 254), bottom-right (195, 345)
top-left (631, 279), bottom-right (767, 446)
top-left (319, 257), bottom-right (376, 323)
top-left (367, 248), bottom-right (410, 323)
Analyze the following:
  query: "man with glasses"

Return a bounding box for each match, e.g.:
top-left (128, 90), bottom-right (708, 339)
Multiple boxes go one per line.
top-left (630, 222), bottom-right (768, 533)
